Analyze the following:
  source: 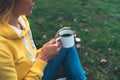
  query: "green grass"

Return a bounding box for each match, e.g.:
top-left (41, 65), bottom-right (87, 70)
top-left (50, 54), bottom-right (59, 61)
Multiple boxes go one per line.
top-left (27, 0), bottom-right (120, 80)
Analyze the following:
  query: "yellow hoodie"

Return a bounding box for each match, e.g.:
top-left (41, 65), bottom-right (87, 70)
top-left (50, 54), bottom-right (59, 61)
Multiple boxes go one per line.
top-left (0, 16), bottom-right (47, 80)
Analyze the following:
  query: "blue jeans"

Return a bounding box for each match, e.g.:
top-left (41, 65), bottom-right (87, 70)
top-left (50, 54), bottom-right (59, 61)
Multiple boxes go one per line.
top-left (42, 46), bottom-right (86, 80)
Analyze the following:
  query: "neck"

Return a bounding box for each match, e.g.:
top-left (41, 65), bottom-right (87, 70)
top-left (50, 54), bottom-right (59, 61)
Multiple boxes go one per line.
top-left (8, 14), bottom-right (23, 30)
top-left (8, 13), bottom-right (19, 26)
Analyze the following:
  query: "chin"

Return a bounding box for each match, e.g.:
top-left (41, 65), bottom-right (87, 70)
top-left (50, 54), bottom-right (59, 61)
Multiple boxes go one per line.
top-left (25, 11), bottom-right (33, 15)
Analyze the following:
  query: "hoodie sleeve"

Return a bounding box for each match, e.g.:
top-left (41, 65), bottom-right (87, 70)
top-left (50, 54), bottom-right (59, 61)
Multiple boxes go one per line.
top-left (24, 58), bottom-right (47, 80)
top-left (0, 50), bottom-right (47, 80)
top-left (0, 37), bottom-right (47, 80)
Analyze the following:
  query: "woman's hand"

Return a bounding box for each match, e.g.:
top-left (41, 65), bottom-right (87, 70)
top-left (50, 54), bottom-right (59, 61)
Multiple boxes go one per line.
top-left (55, 27), bottom-right (77, 40)
top-left (37, 39), bottom-right (61, 62)
top-left (55, 27), bottom-right (71, 38)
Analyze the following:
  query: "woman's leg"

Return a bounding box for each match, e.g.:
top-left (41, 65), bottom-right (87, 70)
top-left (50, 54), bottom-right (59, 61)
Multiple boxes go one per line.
top-left (63, 46), bottom-right (86, 80)
top-left (42, 48), bottom-right (68, 80)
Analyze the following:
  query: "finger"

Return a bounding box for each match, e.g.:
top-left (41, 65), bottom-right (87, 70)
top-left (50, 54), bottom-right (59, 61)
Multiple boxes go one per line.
top-left (55, 27), bottom-right (71, 38)
top-left (55, 33), bottom-right (59, 38)
top-left (57, 41), bottom-right (61, 47)
top-left (49, 38), bottom-right (56, 44)
top-left (58, 27), bottom-right (71, 32)
top-left (62, 27), bottom-right (71, 30)
top-left (55, 43), bottom-right (62, 52)
top-left (57, 46), bottom-right (62, 52)
top-left (74, 32), bottom-right (76, 38)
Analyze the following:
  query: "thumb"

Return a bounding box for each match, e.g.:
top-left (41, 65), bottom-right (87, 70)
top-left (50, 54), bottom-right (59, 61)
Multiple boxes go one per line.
top-left (49, 38), bottom-right (56, 44)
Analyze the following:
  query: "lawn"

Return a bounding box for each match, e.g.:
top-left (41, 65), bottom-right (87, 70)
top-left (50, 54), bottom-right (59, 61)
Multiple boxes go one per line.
top-left (27, 0), bottom-right (120, 80)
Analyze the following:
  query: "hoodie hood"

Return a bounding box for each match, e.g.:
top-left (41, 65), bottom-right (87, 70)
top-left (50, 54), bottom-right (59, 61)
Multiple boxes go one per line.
top-left (0, 16), bottom-right (30, 40)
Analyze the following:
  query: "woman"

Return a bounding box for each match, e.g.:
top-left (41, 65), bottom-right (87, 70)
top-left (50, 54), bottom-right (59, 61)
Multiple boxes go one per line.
top-left (0, 0), bottom-right (86, 80)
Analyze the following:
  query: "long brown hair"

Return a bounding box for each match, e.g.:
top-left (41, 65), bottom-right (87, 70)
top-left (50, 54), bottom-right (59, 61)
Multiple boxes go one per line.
top-left (0, 0), bottom-right (14, 23)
